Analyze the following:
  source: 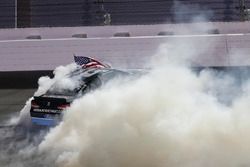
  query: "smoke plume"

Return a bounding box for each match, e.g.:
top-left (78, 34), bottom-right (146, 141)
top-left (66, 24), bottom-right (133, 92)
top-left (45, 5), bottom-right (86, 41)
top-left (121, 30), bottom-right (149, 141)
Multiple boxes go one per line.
top-left (2, 3), bottom-right (250, 167)
top-left (36, 37), bottom-right (250, 167)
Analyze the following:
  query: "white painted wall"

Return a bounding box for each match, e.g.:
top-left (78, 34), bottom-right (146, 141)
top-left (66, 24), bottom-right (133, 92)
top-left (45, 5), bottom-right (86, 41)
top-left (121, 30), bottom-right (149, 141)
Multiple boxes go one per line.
top-left (0, 22), bottom-right (250, 40)
top-left (1, 22), bottom-right (250, 71)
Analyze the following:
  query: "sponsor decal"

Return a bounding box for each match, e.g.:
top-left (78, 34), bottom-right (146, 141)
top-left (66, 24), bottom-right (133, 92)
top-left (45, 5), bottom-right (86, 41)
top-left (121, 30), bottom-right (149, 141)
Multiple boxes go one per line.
top-left (33, 108), bottom-right (61, 114)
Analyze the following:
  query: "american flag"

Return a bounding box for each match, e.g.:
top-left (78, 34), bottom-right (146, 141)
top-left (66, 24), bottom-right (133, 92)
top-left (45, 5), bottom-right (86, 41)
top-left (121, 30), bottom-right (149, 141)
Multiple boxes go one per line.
top-left (74, 56), bottom-right (108, 68)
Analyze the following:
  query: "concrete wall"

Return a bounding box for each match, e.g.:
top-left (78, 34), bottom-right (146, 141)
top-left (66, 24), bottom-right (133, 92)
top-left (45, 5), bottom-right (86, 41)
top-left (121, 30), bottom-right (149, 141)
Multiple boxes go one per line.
top-left (1, 22), bottom-right (250, 72)
top-left (1, 22), bottom-right (250, 40)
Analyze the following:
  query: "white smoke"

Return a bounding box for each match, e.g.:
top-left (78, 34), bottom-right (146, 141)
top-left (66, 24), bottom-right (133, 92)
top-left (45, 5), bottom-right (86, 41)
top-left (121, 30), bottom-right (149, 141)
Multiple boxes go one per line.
top-left (9, 63), bottom-right (79, 126)
top-left (35, 63), bottom-right (79, 96)
top-left (0, 64), bottom-right (81, 166)
top-left (173, 1), bottom-right (214, 23)
top-left (34, 36), bottom-right (250, 167)
top-left (3, 4), bottom-right (250, 167)
top-left (4, 42), bottom-right (250, 167)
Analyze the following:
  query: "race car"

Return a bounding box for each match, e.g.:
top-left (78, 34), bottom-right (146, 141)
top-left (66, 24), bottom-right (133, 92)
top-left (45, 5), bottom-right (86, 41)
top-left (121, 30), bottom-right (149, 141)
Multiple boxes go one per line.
top-left (30, 57), bottom-right (128, 126)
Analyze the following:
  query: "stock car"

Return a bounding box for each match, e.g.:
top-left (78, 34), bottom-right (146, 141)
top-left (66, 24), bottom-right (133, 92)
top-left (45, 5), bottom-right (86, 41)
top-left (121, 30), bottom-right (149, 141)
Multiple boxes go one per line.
top-left (30, 66), bottom-right (128, 126)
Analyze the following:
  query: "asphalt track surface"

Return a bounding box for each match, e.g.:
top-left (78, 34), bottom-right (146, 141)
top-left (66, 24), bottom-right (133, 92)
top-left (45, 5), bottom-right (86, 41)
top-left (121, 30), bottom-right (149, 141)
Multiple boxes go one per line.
top-left (0, 89), bottom-right (35, 123)
top-left (0, 89), bottom-right (51, 167)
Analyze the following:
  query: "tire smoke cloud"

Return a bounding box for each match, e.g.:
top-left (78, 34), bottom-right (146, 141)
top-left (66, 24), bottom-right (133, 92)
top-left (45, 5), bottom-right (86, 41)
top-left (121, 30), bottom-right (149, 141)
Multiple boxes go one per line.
top-left (37, 35), bottom-right (250, 167)
top-left (2, 3), bottom-right (250, 166)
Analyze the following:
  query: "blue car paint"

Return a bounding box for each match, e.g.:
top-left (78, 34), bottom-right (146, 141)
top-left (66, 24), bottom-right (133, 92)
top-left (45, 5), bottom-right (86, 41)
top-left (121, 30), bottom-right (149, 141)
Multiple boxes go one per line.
top-left (31, 117), bottom-right (56, 126)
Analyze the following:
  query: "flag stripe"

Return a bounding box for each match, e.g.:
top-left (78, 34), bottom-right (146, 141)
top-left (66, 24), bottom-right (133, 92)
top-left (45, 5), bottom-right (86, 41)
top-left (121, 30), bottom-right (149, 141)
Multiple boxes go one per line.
top-left (74, 56), bottom-right (107, 68)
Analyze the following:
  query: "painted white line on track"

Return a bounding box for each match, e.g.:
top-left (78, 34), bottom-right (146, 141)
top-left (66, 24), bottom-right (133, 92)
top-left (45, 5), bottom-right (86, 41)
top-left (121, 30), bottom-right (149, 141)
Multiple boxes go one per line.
top-left (0, 33), bottom-right (248, 43)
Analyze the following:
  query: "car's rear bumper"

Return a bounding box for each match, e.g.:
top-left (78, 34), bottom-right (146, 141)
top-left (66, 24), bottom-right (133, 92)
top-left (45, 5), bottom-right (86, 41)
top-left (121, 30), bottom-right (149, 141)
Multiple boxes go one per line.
top-left (31, 117), bottom-right (57, 126)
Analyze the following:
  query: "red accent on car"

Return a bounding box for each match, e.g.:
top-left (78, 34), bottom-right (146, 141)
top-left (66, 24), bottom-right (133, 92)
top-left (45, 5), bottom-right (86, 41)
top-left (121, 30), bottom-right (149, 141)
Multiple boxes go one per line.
top-left (31, 100), bottom-right (39, 108)
top-left (57, 104), bottom-right (70, 110)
